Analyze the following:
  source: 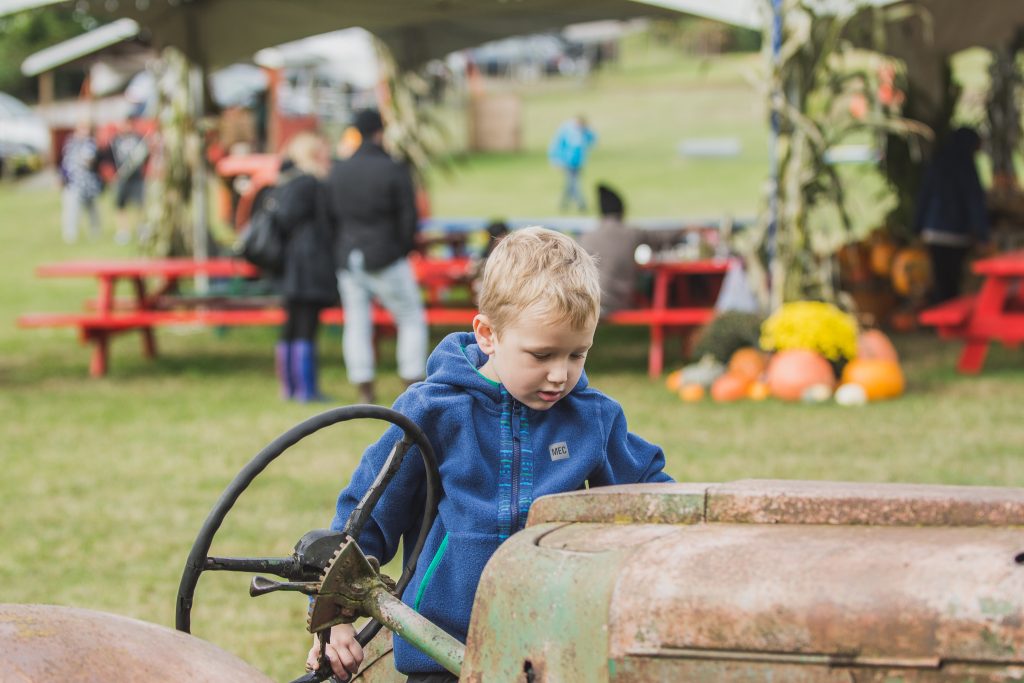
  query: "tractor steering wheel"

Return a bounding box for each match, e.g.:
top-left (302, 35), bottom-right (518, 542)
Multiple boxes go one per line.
top-left (175, 405), bottom-right (440, 681)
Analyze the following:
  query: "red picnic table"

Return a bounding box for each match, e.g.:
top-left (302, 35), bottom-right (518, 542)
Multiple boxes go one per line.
top-left (407, 253), bottom-right (472, 306)
top-left (606, 258), bottom-right (730, 377)
top-left (19, 254), bottom-right (725, 379)
top-left (919, 249), bottom-right (1024, 373)
top-left (35, 258), bottom-right (261, 313)
top-left (21, 258), bottom-right (261, 376)
top-left (18, 257), bottom-right (476, 378)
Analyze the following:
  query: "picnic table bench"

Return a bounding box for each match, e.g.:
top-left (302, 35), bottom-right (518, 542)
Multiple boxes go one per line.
top-left (623, 258), bottom-right (729, 377)
top-left (18, 256), bottom-right (727, 378)
top-left (918, 249), bottom-right (1024, 372)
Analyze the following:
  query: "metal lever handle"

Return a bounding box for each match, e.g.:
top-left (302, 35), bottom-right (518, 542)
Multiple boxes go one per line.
top-left (249, 575), bottom-right (319, 597)
top-left (287, 629), bottom-right (335, 683)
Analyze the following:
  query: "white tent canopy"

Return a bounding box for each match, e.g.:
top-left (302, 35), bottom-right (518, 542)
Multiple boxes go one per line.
top-left (21, 18), bottom-right (140, 77)
top-left (0, 0), bottom-right (61, 18)
top-left (75, 0), bottom-right (681, 70)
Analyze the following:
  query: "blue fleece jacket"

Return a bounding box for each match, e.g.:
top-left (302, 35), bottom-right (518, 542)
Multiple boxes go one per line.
top-left (330, 331), bottom-right (672, 674)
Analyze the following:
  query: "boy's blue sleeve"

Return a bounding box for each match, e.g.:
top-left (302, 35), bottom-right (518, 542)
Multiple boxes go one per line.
top-left (588, 400), bottom-right (673, 486)
top-left (328, 391), bottom-right (429, 563)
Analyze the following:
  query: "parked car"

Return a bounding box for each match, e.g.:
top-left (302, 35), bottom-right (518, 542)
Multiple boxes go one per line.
top-left (0, 92), bottom-right (50, 177)
top-left (470, 34), bottom-right (585, 78)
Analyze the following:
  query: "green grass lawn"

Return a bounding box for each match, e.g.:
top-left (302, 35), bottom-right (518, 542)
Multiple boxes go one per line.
top-left (428, 43), bottom-right (771, 219)
top-left (2, 44), bottom-right (1023, 679)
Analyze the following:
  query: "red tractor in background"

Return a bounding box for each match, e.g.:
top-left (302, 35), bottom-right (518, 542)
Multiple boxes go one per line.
top-left (209, 64), bottom-right (322, 232)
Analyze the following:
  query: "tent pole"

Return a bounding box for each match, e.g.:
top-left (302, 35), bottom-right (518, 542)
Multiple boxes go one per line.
top-left (766, 0), bottom-right (783, 308)
top-left (189, 63), bottom-right (209, 294)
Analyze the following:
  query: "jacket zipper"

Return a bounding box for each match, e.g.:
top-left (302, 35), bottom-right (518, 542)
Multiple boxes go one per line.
top-left (510, 401), bottom-right (521, 534)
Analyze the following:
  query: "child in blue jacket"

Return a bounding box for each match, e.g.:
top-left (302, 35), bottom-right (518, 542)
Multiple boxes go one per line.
top-left (308, 226), bottom-right (672, 681)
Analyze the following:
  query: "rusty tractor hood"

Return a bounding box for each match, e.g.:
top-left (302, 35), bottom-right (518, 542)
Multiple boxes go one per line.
top-left (0, 603), bottom-right (274, 682)
top-left (463, 480), bottom-right (1024, 682)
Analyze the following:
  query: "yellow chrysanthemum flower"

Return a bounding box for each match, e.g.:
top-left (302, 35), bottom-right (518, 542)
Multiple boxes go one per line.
top-left (759, 301), bottom-right (858, 361)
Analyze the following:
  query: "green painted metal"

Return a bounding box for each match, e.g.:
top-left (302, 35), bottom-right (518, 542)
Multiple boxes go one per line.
top-left (367, 585), bottom-right (464, 676)
top-left (527, 482), bottom-right (708, 526)
top-left (462, 523), bottom-right (676, 682)
top-left (462, 481), bottom-right (1024, 682)
top-left (307, 538), bottom-right (465, 677)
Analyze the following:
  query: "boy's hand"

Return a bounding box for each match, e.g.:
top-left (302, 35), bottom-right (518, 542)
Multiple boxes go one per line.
top-left (305, 623), bottom-right (364, 680)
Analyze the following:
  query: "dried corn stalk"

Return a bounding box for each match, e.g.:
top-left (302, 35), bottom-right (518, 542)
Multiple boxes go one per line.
top-left (373, 38), bottom-right (455, 185)
top-left (737, 0), bottom-right (929, 310)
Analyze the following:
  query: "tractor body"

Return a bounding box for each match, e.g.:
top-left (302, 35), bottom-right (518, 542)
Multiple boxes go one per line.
top-left (458, 480), bottom-right (1024, 682)
top-left (4, 479), bottom-right (1023, 682)
top-left (0, 603), bottom-right (273, 682)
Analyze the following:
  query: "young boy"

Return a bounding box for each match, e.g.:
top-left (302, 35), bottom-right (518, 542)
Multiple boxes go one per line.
top-left (308, 226), bottom-right (672, 681)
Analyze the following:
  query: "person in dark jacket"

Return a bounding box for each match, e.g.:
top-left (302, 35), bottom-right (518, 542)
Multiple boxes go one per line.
top-left (60, 121), bottom-right (103, 243)
top-left (578, 183), bottom-right (684, 316)
top-left (305, 227), bottom-right (671, 682)
top-left (276, 132), bottom-right (337, 401)
top-left (914, 126), bottom-right (991, 304)
top-left (326, 108), bottom-right (427, 404)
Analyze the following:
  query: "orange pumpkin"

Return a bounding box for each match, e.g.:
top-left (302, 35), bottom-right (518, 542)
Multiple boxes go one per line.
top-left (890, 246), bottom-right (932, 298)
top-left (679, 383), bottom-right (705, 402)
top-left (728, 347), bottom-right (767, 381)
top-left (765, 349), bottom-right (836, 401)
top-left (841, 358), bottom-right (905, 400)
top-left (665, 369), bottom-right (684, 392)
top-left (747, 380), bottom-right (770, 401)
top-left (711, 372), bottom-right (752, 402)
top-left (857, 329), bottom-right (899, 363)
top-left (847, 282), bottom-right (897, 328)
top-left (837, 242), bottom-right (871, 285)
top-left (869, 239), bottom-right (899, 277)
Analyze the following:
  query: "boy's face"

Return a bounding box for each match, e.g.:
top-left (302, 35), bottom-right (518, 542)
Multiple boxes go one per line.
top-left (474, 308), bottom-right (596, 411)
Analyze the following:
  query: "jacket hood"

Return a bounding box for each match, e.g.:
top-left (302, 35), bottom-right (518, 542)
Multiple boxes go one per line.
top-left (426, 332), bottom-right (590, 409)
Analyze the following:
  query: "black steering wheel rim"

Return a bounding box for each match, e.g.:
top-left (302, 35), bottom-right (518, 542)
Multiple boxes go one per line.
top-left (175, 405), bottom-right (440, 652)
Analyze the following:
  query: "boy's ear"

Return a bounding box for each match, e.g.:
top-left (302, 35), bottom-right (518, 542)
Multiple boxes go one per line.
top-left (473, 314), bottom-right (497, 355)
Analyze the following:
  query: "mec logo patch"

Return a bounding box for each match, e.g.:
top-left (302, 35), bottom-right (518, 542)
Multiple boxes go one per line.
top-left (548, 441), bottom-right (569, 461)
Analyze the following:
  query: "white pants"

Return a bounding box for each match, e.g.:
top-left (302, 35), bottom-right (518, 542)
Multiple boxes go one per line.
top-left (62, 187), bottom-right (101, 243)
top-left (338, 251), bottom-right (427, 384)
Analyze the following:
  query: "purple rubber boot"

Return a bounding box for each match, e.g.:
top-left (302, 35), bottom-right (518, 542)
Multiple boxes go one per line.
top-left (275, 341), bottom-right (294, 399)
top-left (291, 339), bottom-right (328, 403)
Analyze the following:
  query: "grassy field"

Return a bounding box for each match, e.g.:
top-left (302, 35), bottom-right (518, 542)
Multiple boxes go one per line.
top-left (2, 44), bottom-right (1023, 679)
top-left (428, 40), bottom-right (772, 219)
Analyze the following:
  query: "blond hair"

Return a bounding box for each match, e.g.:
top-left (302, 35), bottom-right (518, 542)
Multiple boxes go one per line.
top-left (286, 132), bottom-right (328, 177)
top-left (477, 226), bottom-right (600, 333)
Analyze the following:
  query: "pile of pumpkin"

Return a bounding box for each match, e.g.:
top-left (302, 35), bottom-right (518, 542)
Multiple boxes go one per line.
top-left (667, 304), bottom-right (905, 405)
top-left (838, 231), bottom-right (932, 330)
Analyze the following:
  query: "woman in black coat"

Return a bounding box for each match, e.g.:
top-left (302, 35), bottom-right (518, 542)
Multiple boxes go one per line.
top-left (274, 132), bottom-right (337, 401)
top-left (914, 127), bottom-right (991, 304)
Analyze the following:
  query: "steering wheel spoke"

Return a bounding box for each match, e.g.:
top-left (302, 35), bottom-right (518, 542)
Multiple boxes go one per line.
top-left (203, 555), bottom-right (300, 577)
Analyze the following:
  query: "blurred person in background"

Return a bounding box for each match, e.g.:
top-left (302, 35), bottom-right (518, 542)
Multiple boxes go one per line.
top-left (914, 126), bottom-right (991, 304)
top-left (60, 121), bottom-right (103, 243)
top-left (469, 219), bottom-right (511, 295)
top-left (548, 114), bottom-right (596, 212)
top-left (335, 125), bottom-right (361, 159)
top-left (327, 108), bottom-right (427, 404)
top-left (107, 116), bottom-right (149, 245)
top-left (276, 132), bottom-right (337, 402)
top-left (579, 183), bottom-right (683, 316)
